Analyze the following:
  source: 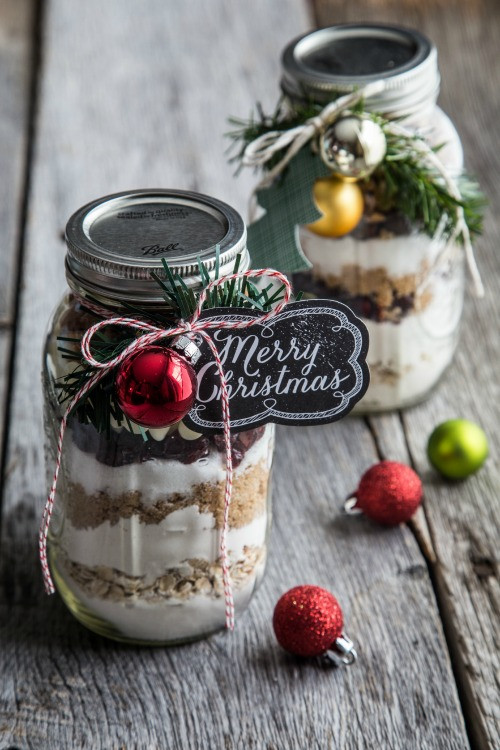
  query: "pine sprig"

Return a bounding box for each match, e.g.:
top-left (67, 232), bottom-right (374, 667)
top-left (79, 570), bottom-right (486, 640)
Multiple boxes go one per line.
top-left (373, 128), bottom-right (486, 239)
top-left (227, 98), bottom-right (328, 174)
top-left (55, 252), bottom-right (288, 434)
top-left (228, 100), bottom-right (486, 242)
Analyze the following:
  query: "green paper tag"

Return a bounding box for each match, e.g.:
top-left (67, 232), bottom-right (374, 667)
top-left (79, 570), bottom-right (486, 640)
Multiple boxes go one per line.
top-left (246, 147), bottom-right (331, 273)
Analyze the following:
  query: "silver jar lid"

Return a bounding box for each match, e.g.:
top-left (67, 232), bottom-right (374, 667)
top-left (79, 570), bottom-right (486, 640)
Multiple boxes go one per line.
top-left (65, 189), bottom-right (248, 304)
top-left (281, 24), bottom-right (440, 117)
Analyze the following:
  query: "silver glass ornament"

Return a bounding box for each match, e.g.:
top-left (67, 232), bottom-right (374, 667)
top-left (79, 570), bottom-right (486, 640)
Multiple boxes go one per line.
top-left (320, 115), bottom-right (387, 180)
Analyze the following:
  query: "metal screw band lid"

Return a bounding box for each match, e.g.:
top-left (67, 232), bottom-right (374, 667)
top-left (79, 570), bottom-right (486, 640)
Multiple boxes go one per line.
top-left (281, 24), bottom-right (440, 117)
top-left (65, 189), bottom-right (248, 304)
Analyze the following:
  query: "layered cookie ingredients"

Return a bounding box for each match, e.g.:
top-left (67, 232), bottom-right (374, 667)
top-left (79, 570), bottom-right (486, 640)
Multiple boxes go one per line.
top-left (49, 420), bottom-right (274, 643)
top-left (297, 225), bottom-right (464, 411)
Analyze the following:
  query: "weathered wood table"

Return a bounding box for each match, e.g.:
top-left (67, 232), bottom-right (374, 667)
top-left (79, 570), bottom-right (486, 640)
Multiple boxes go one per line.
top-left (0, 1), bottom-right (498, 748)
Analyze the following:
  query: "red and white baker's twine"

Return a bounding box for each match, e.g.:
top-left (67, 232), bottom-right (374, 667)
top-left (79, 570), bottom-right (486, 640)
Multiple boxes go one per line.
top-left (40, 268), bottom-right (291, 631)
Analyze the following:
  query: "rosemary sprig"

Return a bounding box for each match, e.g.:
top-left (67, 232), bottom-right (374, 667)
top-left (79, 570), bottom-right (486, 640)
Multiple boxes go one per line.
top-left (372, 128), bottom-right (486, 238)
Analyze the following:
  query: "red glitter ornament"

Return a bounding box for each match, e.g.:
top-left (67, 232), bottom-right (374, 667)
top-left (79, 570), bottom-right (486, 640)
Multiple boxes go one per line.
top-left (349, 460), bottom-right (422, 525)
top-left (116, 345), bottom-right (197, 428)
top-left (273, 585), bottom-right (344, 657)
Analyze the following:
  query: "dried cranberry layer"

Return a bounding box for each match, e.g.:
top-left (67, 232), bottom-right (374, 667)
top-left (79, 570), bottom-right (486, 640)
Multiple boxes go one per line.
top-left (70, 419), bottom-right (265, 468)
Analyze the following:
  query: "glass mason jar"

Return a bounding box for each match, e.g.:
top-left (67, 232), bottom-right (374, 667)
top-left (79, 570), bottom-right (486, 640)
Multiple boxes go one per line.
top-left (43, 189), bottom-right (275, 645)
top-left (280, 25), bottom-right (465, 411)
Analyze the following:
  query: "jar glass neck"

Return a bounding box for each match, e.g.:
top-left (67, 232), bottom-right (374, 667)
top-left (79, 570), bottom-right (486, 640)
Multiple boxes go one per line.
top-left (282, 91), bottom-right (438, 126)
top-left (67, 277), bottom-right (178, 318)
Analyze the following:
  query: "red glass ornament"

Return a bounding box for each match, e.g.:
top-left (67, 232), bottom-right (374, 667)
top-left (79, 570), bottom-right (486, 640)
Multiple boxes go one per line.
top-left (352, 460), bottom-right (422, 525)
top-left (115, 346), bottom-right (197, 428)
top-left (273, 585), bottom-right (343, 657)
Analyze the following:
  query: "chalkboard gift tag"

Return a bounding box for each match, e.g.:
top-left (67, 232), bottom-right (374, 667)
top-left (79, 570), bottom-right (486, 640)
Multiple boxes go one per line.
top-left (183, 299), bottom-right (369, 434)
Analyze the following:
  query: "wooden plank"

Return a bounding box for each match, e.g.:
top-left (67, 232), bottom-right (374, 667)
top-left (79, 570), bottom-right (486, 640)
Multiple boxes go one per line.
top-left (314, 2), bottom-right (500, 748)
top-left (0, 0), bottom-right (33, 323)
top-left (0, 0), bottom-right (35, 486)
top-left (1, 425), bottom-right (470, 750)
top-left (366, 414), bottom-right (436, 564)
top-left (0, 1), bottom-right (470, 748)
top-left (0, 333), bottom-right (11, 450)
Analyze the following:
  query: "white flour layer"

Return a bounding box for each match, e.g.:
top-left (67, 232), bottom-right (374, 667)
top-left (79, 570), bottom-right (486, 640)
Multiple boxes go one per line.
top-left (299, 226), bottom-right (447, 279)
top-left (359, 314), bottom-right (459, 410)
top-left (65, 423), bottom-right (275, 502)
top-left (60, 507), bottom-right (268, 581)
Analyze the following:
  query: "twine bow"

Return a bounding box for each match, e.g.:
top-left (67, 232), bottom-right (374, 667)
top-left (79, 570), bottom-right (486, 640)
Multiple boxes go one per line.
top-left (40, 268), bottom-right (291, 631)
top-left (244, 81), bottom-right (484, 297)
top-left (243, 81), bottom-right (387, 189)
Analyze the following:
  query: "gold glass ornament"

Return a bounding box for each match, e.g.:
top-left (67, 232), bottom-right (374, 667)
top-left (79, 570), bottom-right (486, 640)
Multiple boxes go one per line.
top-left (307, 176), bottom-right (364, 238)
top-left (320, 115), bottom-right (386, 180)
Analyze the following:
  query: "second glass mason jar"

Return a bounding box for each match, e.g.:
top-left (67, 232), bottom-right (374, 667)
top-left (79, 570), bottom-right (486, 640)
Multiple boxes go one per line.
top-left (281, 24), bottom-right (465, 411)
top-left (43, 189), bottom-right (275, 644)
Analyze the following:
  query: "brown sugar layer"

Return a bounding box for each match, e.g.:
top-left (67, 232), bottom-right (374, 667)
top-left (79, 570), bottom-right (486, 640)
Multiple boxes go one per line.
top-left (66, 460), bottom-right (269, 530)
top-left (59, 545), bottom-right (265, 603)
top-left (294, 263), bottom-right (432, 324)
top-left (369, 361), bottom-right (413, 386)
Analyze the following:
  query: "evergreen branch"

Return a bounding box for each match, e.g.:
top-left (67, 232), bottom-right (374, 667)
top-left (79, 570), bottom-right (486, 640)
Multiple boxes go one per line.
top-left (228, 98), bottom-right (486, 243)
top-left (373, 127), bottom-right (486, 239)
top-left (55, 253), bottom-right (289, 435)
top-left (227, 98), bottom-right (327, 173)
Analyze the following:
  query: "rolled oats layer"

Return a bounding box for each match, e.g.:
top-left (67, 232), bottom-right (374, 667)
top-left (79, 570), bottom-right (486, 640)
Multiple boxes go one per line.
top-left (59, 545), bottom-right (265, 604)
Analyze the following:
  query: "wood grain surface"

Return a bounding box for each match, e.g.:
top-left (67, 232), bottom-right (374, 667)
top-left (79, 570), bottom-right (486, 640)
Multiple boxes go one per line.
top-left (0, 0), bottom-right (34, 470)
top-left (0, 1), bottom-right (497, 748)
top-left (0, 0), bottom-right (33, 323)
top-left (313, 3), bottom-right (500, 747)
